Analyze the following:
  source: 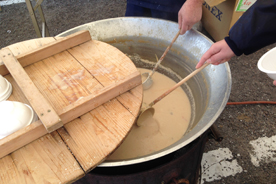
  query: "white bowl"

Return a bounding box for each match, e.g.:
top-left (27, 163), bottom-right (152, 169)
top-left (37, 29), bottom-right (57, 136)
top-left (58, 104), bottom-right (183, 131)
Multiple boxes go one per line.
top-left (0, 75), bottom-right (12, 102)
top-left (258, 47), bottom-right (276, 80)
top-left (0, 101), bottom-right (37, 139)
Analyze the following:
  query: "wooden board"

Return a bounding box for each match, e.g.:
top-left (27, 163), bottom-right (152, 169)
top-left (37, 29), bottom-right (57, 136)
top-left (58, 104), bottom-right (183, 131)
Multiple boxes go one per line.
top-left (0, 30), bottom-right (92, 76)
top-left (0, 48), bottom-right (63, 132)
top-left (0, 32), bottom-right (141, 158)
top-left (0, 35), bottom-right (143, 183)
top-left (0, 75), bottom-right (85, 184)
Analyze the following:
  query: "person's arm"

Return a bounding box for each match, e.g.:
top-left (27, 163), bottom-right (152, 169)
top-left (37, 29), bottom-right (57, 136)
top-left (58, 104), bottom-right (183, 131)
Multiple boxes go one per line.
top-left (196, 39), bottom-right (235, 68)
top-left (196, 0), bottom-right (276, 69)
top-left (178, 0), bottom-right (204, 34)
top-left (225, 0), bottom-right (276, 56)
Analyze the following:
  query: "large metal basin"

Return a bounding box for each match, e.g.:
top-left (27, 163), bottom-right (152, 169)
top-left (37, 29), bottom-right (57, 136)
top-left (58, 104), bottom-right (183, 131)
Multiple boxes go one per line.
top-left (57, 17), bottom-right (231, 167)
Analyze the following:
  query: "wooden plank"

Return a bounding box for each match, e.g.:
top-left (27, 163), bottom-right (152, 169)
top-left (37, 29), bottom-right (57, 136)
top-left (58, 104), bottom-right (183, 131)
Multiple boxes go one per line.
top-left (21, 39), bottom-right (139, 113)
top-left (0, 36), bottom-right (143, 182)
top-left (5, 75), bottom-right (30, 103)
top-left (1, 76), bottom-right (85, 184)
top-left (0, 30), bottom-right (91, 76)
top-left (0, 48), bottom-right (63, 133)
top-left (116, 85), bottom-right (143, 117)
top-left (17, 30), bottom-right (91, 67)
top-left (58, 98), bottom-right (137, 172)
top-left (0, 132), bottom-right (84, 184)
top-left (0, 39), bottom-right (142, 159)
top-left (56, 42), bottom-right (144, 172)
top-left (0, 38), bottom-right (56, 75)
top-left (0, 120), bottom-right (47, 160)
top-left (57, 40), bottom-right (144, 172)
top-left (0, 70), bottom-right (141, 159)
top-left (68, 40), bottom-right (137, 87)
top-left (8, 38), bottom-right (56, 57)
top-left (56, 86), bottom-right (143, 172)
top-left (25, 50), bottom-right (101, 111)
top-left (58, 70), bottom-right (141, 123)
top-left (0, 156), bottom-right (22, 184)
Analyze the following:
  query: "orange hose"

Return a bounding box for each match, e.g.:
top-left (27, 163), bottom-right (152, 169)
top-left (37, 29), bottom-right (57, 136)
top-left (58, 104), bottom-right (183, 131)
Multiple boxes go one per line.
top-left (227, 101), bottom-right (276, 105)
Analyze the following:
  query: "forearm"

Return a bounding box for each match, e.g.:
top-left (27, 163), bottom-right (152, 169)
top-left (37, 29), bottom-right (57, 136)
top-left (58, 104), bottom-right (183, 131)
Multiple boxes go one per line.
top-left (178, 0), bottom-right (203, 34)
top-left (183, 0), bottom-right (204, 10)
top-left (226, 0), bottom-right (276, 56)
top-left (186, 0), bottom-right (204, 4)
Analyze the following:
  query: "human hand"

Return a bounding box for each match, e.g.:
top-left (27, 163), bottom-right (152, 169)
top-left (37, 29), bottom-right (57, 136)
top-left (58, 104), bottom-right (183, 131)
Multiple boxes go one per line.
top-left (178, 0), bottom-right (203, 35)
top-left (273, 80), bottom-right (276, 86)
top-left (196, 39), bottom-right (235, 69)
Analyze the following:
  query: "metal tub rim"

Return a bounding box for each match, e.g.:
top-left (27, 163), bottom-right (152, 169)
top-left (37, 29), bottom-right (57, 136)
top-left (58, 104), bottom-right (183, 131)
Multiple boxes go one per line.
top-left (57, 17), bottom-right (232, 167)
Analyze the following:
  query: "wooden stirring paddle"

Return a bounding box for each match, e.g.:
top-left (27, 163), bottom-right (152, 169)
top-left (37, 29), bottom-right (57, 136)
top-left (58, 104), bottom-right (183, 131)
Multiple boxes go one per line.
top-left (137, 62), bottom-right (210, 126)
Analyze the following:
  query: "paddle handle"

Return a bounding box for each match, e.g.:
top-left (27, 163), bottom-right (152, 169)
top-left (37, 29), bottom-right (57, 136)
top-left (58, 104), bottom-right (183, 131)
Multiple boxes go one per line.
top-left (149, 30), bottom-right (181, 78)
top-left (149, 63), bottom-right (210, 107)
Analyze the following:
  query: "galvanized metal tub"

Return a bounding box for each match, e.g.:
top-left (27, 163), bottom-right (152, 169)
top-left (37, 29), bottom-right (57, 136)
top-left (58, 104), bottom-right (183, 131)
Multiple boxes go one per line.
top-left (57, 17), bottom-right (231, 167)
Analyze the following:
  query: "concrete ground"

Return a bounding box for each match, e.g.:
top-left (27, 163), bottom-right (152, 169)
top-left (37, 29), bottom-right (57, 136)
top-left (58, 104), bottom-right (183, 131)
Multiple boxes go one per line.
top-left (1, 1), bottom-right (276, 184)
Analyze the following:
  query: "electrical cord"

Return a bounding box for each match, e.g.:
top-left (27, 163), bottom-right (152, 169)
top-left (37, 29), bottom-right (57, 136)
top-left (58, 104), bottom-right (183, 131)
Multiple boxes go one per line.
top-left (227, 101), bottom-right (276, 105)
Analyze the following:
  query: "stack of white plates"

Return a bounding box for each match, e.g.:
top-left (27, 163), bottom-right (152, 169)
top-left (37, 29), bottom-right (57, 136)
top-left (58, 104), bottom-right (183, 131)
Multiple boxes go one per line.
top-left (0, 75), bottom-right (12, 102)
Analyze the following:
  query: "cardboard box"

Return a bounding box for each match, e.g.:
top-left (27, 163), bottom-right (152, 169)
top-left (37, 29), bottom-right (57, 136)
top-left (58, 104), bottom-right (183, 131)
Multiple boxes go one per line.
top-left (202, 0), bottom-right (247, 41)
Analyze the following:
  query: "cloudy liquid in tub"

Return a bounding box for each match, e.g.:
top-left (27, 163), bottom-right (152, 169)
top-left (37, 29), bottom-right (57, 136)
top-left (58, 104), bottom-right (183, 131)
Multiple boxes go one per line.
top-left (106, 68), bottom-right (191, 160)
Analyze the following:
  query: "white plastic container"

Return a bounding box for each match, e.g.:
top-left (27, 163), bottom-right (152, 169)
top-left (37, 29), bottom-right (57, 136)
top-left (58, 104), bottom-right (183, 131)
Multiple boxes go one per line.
top-left (0, 101), bottom-right (38, 139)
top-left (0, 75), bottom-right (12, 102)
top-left (258, 47), bottom-right (276, 80)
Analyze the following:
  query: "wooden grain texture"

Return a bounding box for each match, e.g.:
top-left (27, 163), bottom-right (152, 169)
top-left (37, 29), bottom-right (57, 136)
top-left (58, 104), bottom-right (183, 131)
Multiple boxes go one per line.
top-left (58, 70), bottom-right (141, 124)
top-left (0, 38), bottom-right (55, 76)
top-left (58, 86), bottom-right (143, 172)
top-left (0, 132), bottom-right (84, 184)
top-left (0, 30), bottom-right (91, 76)
top-left (0, 48), bottom-right (63, 133)
top-left (68, 40), bottom-right (137, 87)
top-left (0, 119), bottom-right (47, 163)
top-left (0, 39), bottom-right (141, 159)
top-left (57, 40), bottom-right (143, 172)
top-left (25, 50), bottom-right (97, 110)
top-left (0, 35), bottom-right (143, 183)
top-left (0, 38), bottom-right (85, 183)
top-left (0, 156), bottom-right (22, 184)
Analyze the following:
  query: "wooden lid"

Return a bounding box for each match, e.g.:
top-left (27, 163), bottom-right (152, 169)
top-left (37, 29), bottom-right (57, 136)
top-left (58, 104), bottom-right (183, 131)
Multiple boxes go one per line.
top-left (0, 31), bottom-right (142, 183)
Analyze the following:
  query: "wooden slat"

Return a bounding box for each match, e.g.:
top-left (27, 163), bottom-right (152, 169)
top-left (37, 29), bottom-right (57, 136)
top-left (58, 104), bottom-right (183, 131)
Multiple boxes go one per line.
top-left (0, 48), bottom-right (63, 133)
top-left (0, 132), bottom-right (84, 184)
top-left (68, 40), bottom-right (137, 87)
top-left (58, 70), bottom-right (141, 123)
top-left (0, 73), bottom-right (85, 184)
top-left (17, 30), bottom-right (91, 67)
top-left (0, 39), bottom-right (142, 159)
top-left (57, 86), bottom-right (143, 173)
top-left (58, 97), bottom-right (137, 172)
top-left (116, 86), bottom-right (143, 117)
top-left (25, 50), bottom-right (101, 110)
top-left (0, 36), bottom-right (143, 183)
top-left (0, 38), bottom-right (56, 75)
top-left (0, 87), bottom-right (143, 177)
top-left (0, 71), bottom-right (141, 159)
top-left (0, 120), bottom-right (46, 160)
top-left (8, 38), bottom-right (56, 57)
top-left (0, 156), bottom-right (22, 184)
top-left (0, 30), bottom-right (91, 76)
